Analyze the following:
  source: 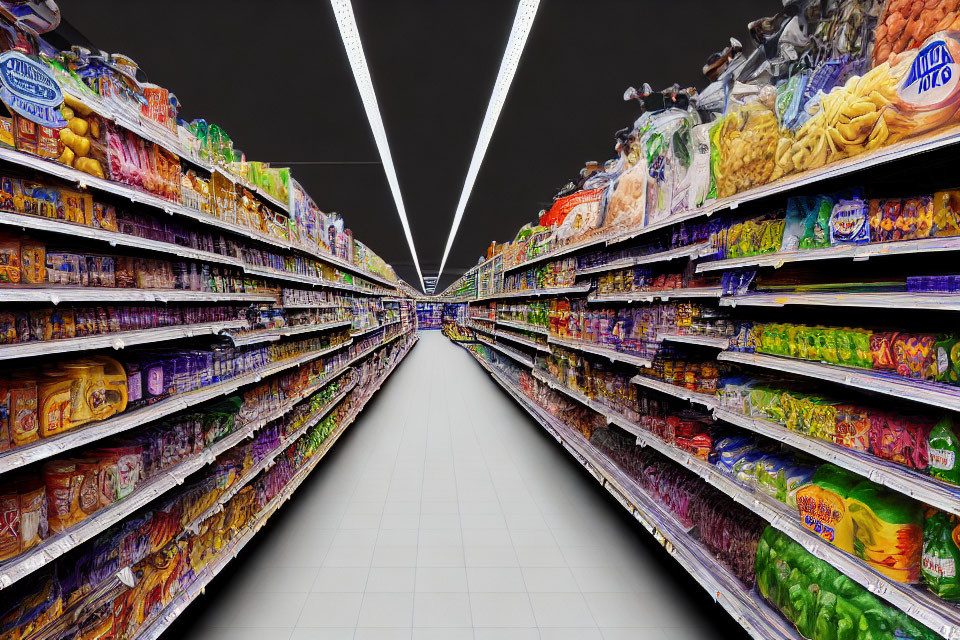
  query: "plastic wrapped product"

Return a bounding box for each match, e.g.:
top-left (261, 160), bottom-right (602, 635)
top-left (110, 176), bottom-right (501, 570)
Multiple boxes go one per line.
top-left (795, 464), bottom-right (859, 551)
top-left (928, 415), bottom-right (960, 484)
top-left (781, 195), bottom-right (834, 251)
top-left (714, 100), bottom-right (779, 197)
top-left (848, 482), bottom-right (924, 583)
top-left (922, 509), bottom-right (960, 600)
top-left (869, 413), bottom-right (932, 471)
top-left (829, 197), bottom-right (871, 244)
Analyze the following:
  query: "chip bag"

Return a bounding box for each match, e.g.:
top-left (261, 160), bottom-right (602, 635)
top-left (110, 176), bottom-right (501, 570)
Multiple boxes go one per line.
top-left (848, 482), bottom-right (924, 583)
top-left (928, 415), bottom-right (960, 485)
top-left (922, 509), bottom-right (960, 600)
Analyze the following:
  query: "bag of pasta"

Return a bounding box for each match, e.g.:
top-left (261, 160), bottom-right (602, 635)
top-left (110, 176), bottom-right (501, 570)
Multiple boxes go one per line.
top-left (714, 99), bottom-right (780, 197)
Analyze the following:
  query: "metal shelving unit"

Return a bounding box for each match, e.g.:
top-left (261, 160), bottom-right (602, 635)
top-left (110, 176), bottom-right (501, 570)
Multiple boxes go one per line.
top-left (547, 335), bottom-right (653, 367)
top-left (718, 350), bottom-right (960, 412)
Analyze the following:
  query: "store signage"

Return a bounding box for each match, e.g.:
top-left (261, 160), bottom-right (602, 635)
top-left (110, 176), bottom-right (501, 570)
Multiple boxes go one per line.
top-left (0, 51), bottom-right (66, 128)
top-left (898, 37), bottom-right (960, 108)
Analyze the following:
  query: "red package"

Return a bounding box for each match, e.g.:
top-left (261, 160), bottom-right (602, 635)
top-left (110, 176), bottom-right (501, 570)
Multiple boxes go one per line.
top-left (870, 331), bottom-right (898, 370)
top-left (868, 413), bottom-right (931, 471)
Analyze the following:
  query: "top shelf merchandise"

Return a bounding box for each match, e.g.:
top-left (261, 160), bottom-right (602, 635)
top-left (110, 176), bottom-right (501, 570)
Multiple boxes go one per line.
top-left (437, 3), bottom-right (960, 639)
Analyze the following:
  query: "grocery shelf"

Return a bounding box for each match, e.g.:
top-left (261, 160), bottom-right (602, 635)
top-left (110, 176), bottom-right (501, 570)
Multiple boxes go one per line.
top-left (630, 375), bottom-right (719, 408)
top-left (0, 210), bottom-right (246, 269)
top-left (0, 148), bottom-right (398, 289)
top-left (501, 232), bottom-right (617, 273)
top-left (468, 321), bottom-right (495, 336)
top-left (0, 287), bottom-right (277, 305)
top-left (0, 339), bottom-right (354, 474)
top-left (698, 237), bottom-right (960, 274)
top-left (718, 351), bottom-right (960, 412)
top-left (714, 407), bottom-right (960, 517)
top-left (464, 350), bottom-right (802, 640)
top-left (587, 286), bottom-right (723, 303)
top-left (496, 318), bottom-right (549, 334)
top-left (467, 315), bottom-right (495, 323)
top-left (350, 319), bottom-right (401, 337)
top-left (281, 302), bottom-right (341, 310)
top-left (344, 329), bottom-right (408, 368)
top-left (0, 319), bottom-right (247, 360)
top-left (719, 291), bottom-right (960, 311)
top-left (0, 412), bottom-right (270, 591)
top-left (656, 332), bottom-right (731, 349)
top-left (576, 241), bottom-right (711, 276)
top-left (608, 122), bottom-right (960, 249)
top-left (547, 335), bottom-right (653, 367)
top-left (493, 330), bottom-right (550, 352)
top-left (131, 337), bottom-right (417, 640)
top-left (244, 266), bottom-right (320, 286)
top-left (475, 283), bottom-right (592, 301)
top-left (184, 375), bottom-right (360, 534)
top-left (225, 319), bottom-right (351, 347)
top-left (620, 420), bottom-right (960, 640)
top-left (487, 340), bottom-right (534, 368)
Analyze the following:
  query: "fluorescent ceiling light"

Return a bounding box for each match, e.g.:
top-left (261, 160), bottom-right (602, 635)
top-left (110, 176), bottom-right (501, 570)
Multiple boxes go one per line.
top-left (435, 0), bottom-right (540, 285)
top-left (330, 0), bottom-right (426, 292)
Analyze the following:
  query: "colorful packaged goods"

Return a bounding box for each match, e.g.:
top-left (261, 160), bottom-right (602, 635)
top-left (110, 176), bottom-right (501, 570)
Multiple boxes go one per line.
top-left (922, 509), bottom-right (960, 601)
top-left (927, 416), bottom-right (960, 485)
top-left (755, 527), bottom-right (943, 640)
top-left (796, 464), bottom-right (859, 551)
top-left (847, 482), bottom-right (924, 583)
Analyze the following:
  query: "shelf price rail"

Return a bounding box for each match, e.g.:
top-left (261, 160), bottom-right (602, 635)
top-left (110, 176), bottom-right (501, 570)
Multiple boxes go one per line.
top-left (130, 337), bottom-right (418, 640)
top-left (0, 339), bottom-right (355, 474)
top-left (0, 319), bottom-right (247, 360)
top-left (459, 347), bottom-right (802, 640)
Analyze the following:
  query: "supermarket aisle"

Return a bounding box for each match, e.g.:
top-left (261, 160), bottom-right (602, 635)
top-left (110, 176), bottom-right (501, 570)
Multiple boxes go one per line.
top-left (177, 332), bottom-right (742, 640)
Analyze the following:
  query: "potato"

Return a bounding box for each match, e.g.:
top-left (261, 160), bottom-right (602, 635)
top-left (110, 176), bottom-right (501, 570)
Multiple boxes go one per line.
top-left (60, 106), bottom-right (74, 120)
top-left (60, 129), bottom-right (90, 157)
top-left (62, 93), bottom-right (93, 117)
top-left (58, 146), bottom-right (75, 167)
top-left (68, 117), bottom-right (88, 137)
top-left (75, 157), bottom-right (104, 179)
top-left (88, 118), bottom-right (99, 139)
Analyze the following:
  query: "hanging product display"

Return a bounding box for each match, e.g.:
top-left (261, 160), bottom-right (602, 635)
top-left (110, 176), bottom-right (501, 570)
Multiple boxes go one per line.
top-left (438, 2), bottom-right (960, 639)
top-left (0, 3), bottom-right (418, 639)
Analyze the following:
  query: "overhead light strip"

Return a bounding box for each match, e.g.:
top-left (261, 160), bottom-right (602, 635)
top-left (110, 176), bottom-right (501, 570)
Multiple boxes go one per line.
top-left (435, 0), bottom-right (541, 286)
top-left (330, 0), bottom-right (426, 292)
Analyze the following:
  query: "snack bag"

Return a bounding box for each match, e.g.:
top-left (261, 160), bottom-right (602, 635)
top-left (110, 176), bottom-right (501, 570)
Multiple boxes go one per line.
top-left (928, 415), bottom-right (960, 485)
top-left (870, 331), bottom-right (899, 369)
top-left (848, 482), bottom-right (924, 583)
top-left (781, 196), bottom-right (833, 251)
top-left (934, 335), bottom-right (960, 384)
top-left (893, 333), bottom-right (937, 379)
top-left (869, 413), bottom-right (932, 470)
top-left (829, 197), bottom-right (870, 244)
top-left (834, 405), bottom-right (872, 451)
top-left (604, 158), bottom-right (647, 230)
top-left (795, 464), bottom-right (859, 552)
top-left (933, 190), bottom-right (960, 237)
top-left (686, 122), bottom-right (715, 209)
top-left (922, 509), bottom-right (960, 601)
top-left (714, 100), bottom-right (779, 198)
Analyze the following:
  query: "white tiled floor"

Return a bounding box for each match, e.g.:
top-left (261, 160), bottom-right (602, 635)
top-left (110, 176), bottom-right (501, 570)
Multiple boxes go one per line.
top-left (177, 331), bottom-right (746, 640)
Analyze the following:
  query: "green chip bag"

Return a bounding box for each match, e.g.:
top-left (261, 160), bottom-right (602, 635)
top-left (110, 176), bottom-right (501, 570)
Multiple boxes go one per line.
top-left (922, 509), bottom-right (960, 601)
top-left (928, 416), bottom-right (960, 485)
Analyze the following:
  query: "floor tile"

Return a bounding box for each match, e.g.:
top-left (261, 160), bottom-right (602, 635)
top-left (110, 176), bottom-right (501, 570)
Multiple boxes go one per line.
top-left (416, 545), bottom-right (464, 567)
top-left (372, 545), bottom-right (419, 567)
top-left (464, 545), bottom-right (518, 567)
top-left (521, 567), bottom-right (579, 592)
top-left (357, 593), bottom-right (414, 627)
top-left (529, 592), bottom-right (596, 627)
top-left (412, 592), bottom-right (472, 627)
top-left (365, 567), bottom-right (416, 592)
top-left (469, 592), bottom-right (536, 627)
top-left (296, 593), bottom-right (362, 627)
top-left (466, 567), bottom-right (526, 593)
top-left (415, 567), bottom-right (467, 592)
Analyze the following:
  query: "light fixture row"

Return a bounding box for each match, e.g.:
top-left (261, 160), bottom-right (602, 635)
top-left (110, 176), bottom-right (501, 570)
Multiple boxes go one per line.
top-left (331, 0), bottom-right (540, 293)
top-left (330, 0), bottom-right (426, 292)
top-left (435, 0), bottom-right (541, 286)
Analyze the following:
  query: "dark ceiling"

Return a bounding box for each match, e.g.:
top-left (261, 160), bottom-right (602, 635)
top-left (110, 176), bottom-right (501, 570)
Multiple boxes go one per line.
top-left (63, 0), bottom-right (776, 291)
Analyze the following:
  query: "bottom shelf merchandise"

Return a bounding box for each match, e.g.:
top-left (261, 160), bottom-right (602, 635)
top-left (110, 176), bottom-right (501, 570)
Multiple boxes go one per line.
top-left (0, 333), bottom-right (417, 640)
top-left (453, 339), bottom-right (954, 640)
